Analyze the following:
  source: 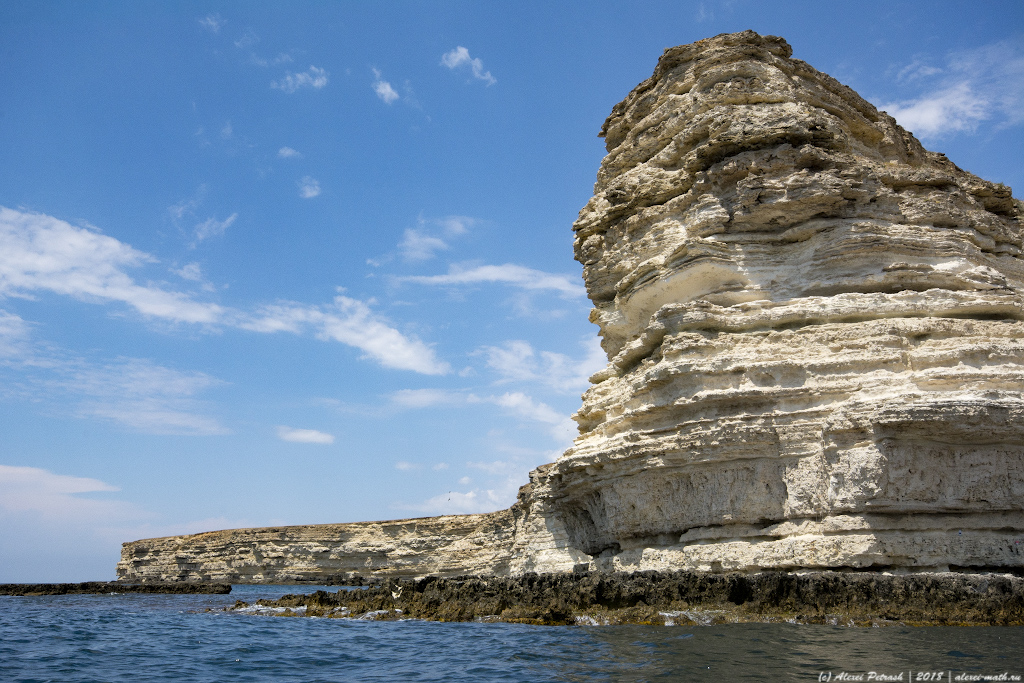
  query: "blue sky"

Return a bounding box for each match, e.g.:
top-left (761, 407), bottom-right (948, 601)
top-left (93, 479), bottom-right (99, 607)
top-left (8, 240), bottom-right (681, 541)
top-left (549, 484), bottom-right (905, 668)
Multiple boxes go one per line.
top-left (1, 1), bottom-right (1021, 581)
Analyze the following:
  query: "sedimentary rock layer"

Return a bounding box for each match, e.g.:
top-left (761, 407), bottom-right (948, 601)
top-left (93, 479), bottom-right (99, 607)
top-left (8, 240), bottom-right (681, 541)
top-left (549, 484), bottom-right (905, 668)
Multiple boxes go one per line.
top-left (118, 512), bottom-right (515, 583)
top-left (517, 29), bottom-right (1024, 574)
top-left (118, 30), bottom-right (1023, 583)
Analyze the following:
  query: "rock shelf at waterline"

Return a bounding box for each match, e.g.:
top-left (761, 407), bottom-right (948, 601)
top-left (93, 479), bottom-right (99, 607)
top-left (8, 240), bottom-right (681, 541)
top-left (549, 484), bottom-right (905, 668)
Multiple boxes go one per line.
top-left (229, 571), bottom-right (1024, 627)
top-left (120, 29), bottom-right (1023, 584)
top-left (0, 582), bottom-right (231, 596)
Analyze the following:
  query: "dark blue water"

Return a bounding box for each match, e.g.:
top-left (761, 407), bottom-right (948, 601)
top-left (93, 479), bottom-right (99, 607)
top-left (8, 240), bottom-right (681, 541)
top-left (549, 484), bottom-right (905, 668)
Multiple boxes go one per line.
top-left (2, 586), bottom-right (1022, 682)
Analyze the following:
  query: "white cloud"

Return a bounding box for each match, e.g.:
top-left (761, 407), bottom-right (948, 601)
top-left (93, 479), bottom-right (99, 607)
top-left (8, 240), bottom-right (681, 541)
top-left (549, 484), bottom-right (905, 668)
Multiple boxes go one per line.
top-left (193, 212), bottom-right (237, 245)
top-left (879, 82), bottom-right (989, 137)
top-left (198, 14), bottom-right (224, 33)
top-left (437, 216), bottom-right (474, 236)
top-left (168, 185), bottom-right (206, 223)
top-left (877, 38), bottom-right (1024, 138)
top-left (0, 465), bottom-right (132, 521)
top-left (433, 463), bottom-right (450, 471)
top-left (399, 229), bottom-right (448, 261)
top-left (469, 391), bottom-right (576, 444)
top-left (298, 176), bottom-right (321, 198)
top-left (278, 146), bottom-right (302, 158)
top-left (65, 358), bottom-right (229, 435)
top-left (174, 262), bottom-right (203, 281)
top-left (277, 426), bottom-right (335, 444)
top-left (272, 66), bottom-right (329, 93)
top-left (397, 263), bottom-right (586, 298)
top-left (440, 46), bottom-right (496, 86)
top-left (0, 206), bottom-right (224, 324)
top-left (0, 207), bottom-right (449, 377)
top-left (479, 337), bottom-right (605, 392)
top-left (240, 296), bottom-right (450, 375)
top-left (391, 388), bottom-right (462, 408)
top-left (220, 121), bottom-right (232, 139)
top-left (372, 69), bottom-right (400, 104)
top-left (394, 461), bottom-right (421, 471)
top-left (234, 30), bottom-right (259, 49)
top-left (0, 309), bottom-right (31, 358)
top-left (0, 309), bottom-right (229, 435)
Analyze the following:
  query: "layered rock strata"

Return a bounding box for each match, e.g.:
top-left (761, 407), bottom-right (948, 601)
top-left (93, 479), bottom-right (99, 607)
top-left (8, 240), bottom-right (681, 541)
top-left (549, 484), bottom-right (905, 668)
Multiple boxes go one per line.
top-left (118, 512), bottom-right (516, 583)
top-left (118, 30), bottom-right (1023, 583)
top-left (518, 29), bottom-right (1024, 574)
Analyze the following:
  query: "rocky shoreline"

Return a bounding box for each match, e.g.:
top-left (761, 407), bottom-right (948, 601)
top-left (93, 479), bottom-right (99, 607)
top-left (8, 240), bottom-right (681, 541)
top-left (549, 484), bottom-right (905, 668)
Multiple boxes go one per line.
top-left (231, 571), bottom-right (1024, 626)
top-left (0, 582), bottom-right (231, 596)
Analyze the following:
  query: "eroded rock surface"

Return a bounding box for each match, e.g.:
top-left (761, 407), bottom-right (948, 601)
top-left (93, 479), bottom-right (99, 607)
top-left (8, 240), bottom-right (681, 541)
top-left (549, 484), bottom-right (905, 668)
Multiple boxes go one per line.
top-left (118, 31), bottom-right (1023, 584)
top-left (118, 512), bottom-right (516, 583)
top-left (520, 29), bottom-right (1024, 574)
top-left (237, 571), bottom-right (1024, 626)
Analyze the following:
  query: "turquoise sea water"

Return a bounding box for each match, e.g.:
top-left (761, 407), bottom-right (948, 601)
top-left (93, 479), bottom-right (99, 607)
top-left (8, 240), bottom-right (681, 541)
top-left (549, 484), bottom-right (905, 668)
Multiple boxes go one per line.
top-left (2, 585), bottom-right (1022, 682)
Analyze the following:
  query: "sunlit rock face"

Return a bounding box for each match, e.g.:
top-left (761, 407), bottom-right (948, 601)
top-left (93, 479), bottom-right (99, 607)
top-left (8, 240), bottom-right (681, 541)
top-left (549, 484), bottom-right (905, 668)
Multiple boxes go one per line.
top-left (516, 30), bottom-right (1024, 573)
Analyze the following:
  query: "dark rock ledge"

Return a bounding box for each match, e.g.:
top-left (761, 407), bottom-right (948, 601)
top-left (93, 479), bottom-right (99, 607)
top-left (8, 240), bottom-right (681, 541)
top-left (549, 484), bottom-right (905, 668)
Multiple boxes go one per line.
top-left (232, 571), bottom-right (1024, 626)
top-left (0, 581), bottom-right (231, 595)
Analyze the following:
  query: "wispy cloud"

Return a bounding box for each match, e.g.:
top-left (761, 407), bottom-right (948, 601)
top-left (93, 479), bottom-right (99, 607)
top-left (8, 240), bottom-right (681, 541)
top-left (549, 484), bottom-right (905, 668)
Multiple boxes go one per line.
top-left (397, 263), bottom-right (586, 298)
top-left (398, 229), bottom-right (448, 261)
top-left (876, 37), bottom-right (1024, 138)
top-left (0, 207), bottom-right (448, 376)
top-left (278, 146), bottom-right (302, 159)
top-left (372, 69), bottom-right (400, 104)
top-left (1, 206), bottom-right (223, 324)
top-left (0, 465), bottom-right (131, 521)
top-left (479, 338), bottom-right (605, 393)
top-left (376, 216), bottom-right (476, 265)
top-left (240, 296), bottom-right (449, 375)
top-left (0, 320), bottom-right (229, 436)
top-left (440, 47), bottom-right (496, 86)
top-left (298, 176), bottom-right (321, 198)
top-left (193, 212), bottom-right (237, 246)
top-left (272, 66), bottom-right (329, 93)
top-left (390, 388), bottom-right (463, 408)
top-left (469, 391), bottom-right (575, 444)
top-left (390, 387), bottom-right (574, 444)
top-left (198, 14), bottom-right (225, 34)
top-left (276, 426), bottom-right (334, 444)
top-left (234, 29), bottom-right (259, 49)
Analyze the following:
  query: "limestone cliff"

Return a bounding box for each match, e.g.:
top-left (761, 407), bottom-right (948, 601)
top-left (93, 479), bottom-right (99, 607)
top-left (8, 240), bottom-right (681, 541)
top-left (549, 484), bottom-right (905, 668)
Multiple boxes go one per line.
top-left (118, 31), bottom-right (1023, 583)
top-left (118, 512), bottom-right (515, 583)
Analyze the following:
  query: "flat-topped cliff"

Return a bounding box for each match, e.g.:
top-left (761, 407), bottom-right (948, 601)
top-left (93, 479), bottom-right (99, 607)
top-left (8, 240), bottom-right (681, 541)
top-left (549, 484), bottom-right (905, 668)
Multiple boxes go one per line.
top-left (119, 31), bottom-right (1023, 584)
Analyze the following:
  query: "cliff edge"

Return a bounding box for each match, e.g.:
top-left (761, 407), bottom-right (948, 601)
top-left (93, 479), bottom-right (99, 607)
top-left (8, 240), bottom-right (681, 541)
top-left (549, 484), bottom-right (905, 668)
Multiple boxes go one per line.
top-left (119, 31), bottom-right (1024, 584)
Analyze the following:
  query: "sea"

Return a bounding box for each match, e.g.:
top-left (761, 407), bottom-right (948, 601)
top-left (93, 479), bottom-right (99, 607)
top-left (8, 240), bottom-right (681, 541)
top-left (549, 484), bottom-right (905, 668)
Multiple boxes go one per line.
top-left (2, 585), bottom-right (1022, 682)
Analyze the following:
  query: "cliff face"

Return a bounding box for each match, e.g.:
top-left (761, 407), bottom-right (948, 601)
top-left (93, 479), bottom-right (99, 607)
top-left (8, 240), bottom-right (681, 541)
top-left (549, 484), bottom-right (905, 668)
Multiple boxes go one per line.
top-left (523, 30), bottom-right (1024, 574)
top-left (118, 512), bottom-right (516, 583)
top-left (118, 31), bottom-right (1024, 583)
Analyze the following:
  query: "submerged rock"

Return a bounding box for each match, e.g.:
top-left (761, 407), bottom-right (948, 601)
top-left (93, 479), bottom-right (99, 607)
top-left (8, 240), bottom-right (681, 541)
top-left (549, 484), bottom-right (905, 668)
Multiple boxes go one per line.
top-left (118, 30), bottom-right (1024, 585)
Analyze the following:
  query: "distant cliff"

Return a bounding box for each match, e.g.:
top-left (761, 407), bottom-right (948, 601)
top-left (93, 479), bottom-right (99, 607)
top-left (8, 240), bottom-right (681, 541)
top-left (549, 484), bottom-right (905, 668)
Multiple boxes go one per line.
top-left (119, 30), bottom-right (1024, 584)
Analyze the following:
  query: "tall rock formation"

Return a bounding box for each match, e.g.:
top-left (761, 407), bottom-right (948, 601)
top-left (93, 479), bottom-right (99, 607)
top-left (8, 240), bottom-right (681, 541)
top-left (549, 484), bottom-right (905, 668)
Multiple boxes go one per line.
top-left (512, 30), bottom-right (1024, 574)
top-left (118, 31), bottom-right (1023, 583)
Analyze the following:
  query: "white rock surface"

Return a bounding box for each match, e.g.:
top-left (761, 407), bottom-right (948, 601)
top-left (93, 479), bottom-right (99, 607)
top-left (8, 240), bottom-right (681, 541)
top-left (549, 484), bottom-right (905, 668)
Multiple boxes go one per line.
top-left (118, 31), bottom-right (1024, 582)
top-left (516, 30), bottom-right (1024, 574)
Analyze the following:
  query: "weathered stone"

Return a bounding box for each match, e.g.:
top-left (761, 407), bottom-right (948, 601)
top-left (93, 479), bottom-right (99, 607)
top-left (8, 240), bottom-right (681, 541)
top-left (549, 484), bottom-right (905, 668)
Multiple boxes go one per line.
top-left (118, 512), bottom-right (516, 583)
top-left (117, 30), bottom-right (1024, 584)
top-left (241, 571), bottom-right (1024, 626)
